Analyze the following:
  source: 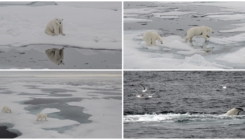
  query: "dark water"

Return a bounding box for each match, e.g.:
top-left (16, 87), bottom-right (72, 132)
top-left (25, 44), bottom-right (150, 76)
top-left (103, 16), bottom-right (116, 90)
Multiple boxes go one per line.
top-left (0, 126), bottom-right (17, 138)
top-left (124, 71), bottom-right (245, 138)
top-left (24, 98), bottom-right (92, 124)
top-left (0, 123), bottom-right (21, 138)
top-left (0, 44), bottom-right (122, 69)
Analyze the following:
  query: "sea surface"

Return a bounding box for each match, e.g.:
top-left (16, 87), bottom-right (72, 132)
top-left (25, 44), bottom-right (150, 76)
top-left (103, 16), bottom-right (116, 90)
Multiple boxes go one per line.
top-left (124, 71), bottom-right (245, 138)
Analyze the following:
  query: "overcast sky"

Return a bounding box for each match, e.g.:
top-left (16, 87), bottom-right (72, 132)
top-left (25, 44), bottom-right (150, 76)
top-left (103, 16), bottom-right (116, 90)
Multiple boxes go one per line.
top-left (0, 71), bottom-right (121, 78)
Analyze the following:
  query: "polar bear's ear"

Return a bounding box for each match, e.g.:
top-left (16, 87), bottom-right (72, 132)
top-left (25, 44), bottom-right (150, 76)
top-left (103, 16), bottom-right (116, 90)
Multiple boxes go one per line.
top-left (62, 19), bottom-right (63, 20)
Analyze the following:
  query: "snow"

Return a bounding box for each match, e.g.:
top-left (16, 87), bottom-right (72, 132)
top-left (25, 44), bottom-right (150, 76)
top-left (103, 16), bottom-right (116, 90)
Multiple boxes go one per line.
top-left (206, 14), bottom-right (245, 21)
top-left (0, 77), bottom-right (121, 138)
top-left (124, 18), bottom-right (151, 23)
top-left (0, 2), bottom-right (121, 50)
top-left (124, 30), bottom-right (230, 69)
top-left (217, 47), bottom-right (245, 64)
top-left (65, 99), bottom-right (121, 138)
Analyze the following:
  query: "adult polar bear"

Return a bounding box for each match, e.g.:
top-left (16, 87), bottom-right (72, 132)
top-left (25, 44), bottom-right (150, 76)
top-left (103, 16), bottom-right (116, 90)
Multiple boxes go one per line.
top-left (185, 26), bottom-right (213, 42)
top-left (143, 31), bottom-right (163, 46)
top-left (45, 18), bottom-right (65, 36)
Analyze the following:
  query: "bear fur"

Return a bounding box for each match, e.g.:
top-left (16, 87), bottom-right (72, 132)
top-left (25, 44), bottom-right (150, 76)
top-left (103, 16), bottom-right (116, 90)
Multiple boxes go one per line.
top-left (225, 108), bottom-right (243, 115)
top-left (143, 31), bottom-right (163, 46)
top-left (185, 26), bottom-right (213, 42)
top-left (2, 106), bottom-right (11, 113)
top-left (45, 48), bottom-right (64, 65)
top-left (45, 18), bottom-right (65, 36)
top-left (36, 113), bottom-right (47, 121)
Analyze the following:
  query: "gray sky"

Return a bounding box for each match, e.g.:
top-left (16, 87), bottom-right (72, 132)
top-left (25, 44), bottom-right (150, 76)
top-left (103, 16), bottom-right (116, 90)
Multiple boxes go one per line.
top-left (0, 71), bottom-right (121, 78)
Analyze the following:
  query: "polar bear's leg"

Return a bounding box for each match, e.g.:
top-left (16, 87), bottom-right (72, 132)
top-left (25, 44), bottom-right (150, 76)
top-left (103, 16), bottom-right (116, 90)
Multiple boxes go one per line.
top-left (59, 25), bottom-right (65, 36)
top-left (54, 26), bottom-right (59, 36)
top-left (152, 38), bottom-right (156, 46)
top-left (189, 37), bottom-right (193, 42)
top-left (185, 36), bottom-right (190, 42)
top-left (45, 29), bottom-right (55, 36)
top-left (44, 116), bottom-right (47, 121)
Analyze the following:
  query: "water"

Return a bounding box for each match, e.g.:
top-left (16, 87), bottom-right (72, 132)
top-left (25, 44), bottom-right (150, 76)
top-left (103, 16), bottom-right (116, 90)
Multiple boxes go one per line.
top-left (124, 71), bottom-right (245, 138)
top-left (0, 44), bottom-right (122, 69)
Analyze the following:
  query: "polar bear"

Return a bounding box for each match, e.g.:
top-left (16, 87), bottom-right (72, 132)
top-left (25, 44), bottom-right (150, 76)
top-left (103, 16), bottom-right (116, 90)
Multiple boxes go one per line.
top-left (225, 108), bottom-right (243, 115)
top-left (45, 18), bottom-right (65, 36)
top-left (45, 48), bottom-right (64, 65)
top-left (185, 26), bottom-right (213, 42)
top-left (143, 31), bottom-right (163, 46)
top-left (36, 113), bottom-right (47, 121)
top-left (2, 106), bottom-right (11, 113)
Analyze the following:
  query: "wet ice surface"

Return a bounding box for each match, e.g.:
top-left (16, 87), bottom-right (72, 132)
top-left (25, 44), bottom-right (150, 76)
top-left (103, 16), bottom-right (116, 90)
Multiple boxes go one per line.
top-left (124, 71), bottom-right (245, 138)
top-left (0, 78), bottom-right (122, 138)
top-left (0, 44), bottom-right (121, 69)
top-left (124, 2), bottom-right (245, 69)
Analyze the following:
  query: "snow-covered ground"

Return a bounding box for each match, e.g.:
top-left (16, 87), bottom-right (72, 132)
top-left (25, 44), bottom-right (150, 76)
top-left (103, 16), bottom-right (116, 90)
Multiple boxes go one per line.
top-left (124, 2), bottom-right (245, 69)
top-left (0, 77), bottom-right (122, 138)
top-left (0, 2), bottom-right (122, 69)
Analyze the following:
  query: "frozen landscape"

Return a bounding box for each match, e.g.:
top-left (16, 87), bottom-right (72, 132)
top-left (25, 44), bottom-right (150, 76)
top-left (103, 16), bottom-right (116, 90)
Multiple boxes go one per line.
top-left (0, 2), bottom-right (122, 69)
top-left (0, 71), bottom-right (122, 138)
top-left (124, 2), bottom-right (245, 69)
top-left (124, 71), bottom-right (245, 138)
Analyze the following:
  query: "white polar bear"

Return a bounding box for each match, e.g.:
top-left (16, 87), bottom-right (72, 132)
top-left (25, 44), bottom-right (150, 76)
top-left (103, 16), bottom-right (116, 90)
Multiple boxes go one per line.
top-left (45, 18), bottom-right (65, 36)
top-left (225, 108), bottom-right (243, 115)
top-left (36, 113), bottom-right (47, 121)
top-left (143, 31), bottom-right (163, 46)
top-left (45, 48), bottom-right (64, 65)
top-left (185, 26), bottom-right (213, 42)
top-left (2, 106), bottom-right (11, 113)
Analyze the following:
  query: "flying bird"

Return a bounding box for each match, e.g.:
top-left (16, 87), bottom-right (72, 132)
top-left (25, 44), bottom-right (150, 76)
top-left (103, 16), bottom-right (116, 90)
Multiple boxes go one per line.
top-left (140, 83), bottom-right (147, 92)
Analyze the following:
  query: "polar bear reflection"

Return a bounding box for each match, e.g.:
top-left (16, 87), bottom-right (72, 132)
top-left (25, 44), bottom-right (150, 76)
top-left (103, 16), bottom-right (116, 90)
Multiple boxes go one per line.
top-left (45, 48), bottom-right (64, 65)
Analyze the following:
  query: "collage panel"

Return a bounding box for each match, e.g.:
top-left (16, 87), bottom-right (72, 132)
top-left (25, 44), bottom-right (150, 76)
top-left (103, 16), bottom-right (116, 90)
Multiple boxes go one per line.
top-left (0, 1), bottom-right (122, 69)
top-left (124, 2), bottom-right (245, 69)
top-left (0, 71), bottom-right (122, 138)
top-left (124, 71), bottom-right (245, 138)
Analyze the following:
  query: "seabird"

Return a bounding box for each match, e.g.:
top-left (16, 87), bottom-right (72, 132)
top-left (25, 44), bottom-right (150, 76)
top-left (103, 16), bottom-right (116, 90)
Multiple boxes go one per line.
top-left (225, 108), bottom-right (244, 115)
top-left (136, 94), bottom-right (145, 98)
top-left (220, 83), bottom-right (228, 89)
top-left (140, 83), bottom-right (147, 92)
top-left (147, 92), bottom-right (156, 98)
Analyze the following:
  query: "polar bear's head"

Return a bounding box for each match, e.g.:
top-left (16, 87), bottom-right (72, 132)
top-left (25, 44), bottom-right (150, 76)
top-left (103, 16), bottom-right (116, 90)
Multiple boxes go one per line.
top-left (55, 18), bottom-right (63, 25)
top-left (205, 26), bottom-right (213, 33)
top-left (157, 34), bottom-right (163, 44)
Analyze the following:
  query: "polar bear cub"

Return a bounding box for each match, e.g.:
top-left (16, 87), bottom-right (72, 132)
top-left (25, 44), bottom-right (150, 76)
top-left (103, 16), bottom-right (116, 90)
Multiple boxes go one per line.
top-left (143, 31), bottom-right (163, 46)
top-left (45, 48), bottom-right (64, 65)
top-left (2, 106), bottom-right (11, 113)
top-left (37, 113), bottom-right (47, 121)
top-left (45, 18), bottom-right (65, 36)
top-left (185, 26), bottom-right (213, 42)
